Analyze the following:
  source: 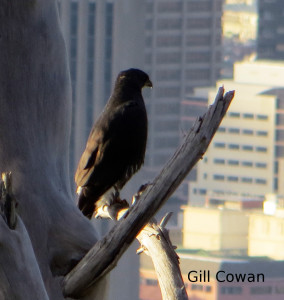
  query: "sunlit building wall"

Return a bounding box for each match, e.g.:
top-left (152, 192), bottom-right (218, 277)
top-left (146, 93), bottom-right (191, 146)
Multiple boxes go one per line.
top-left (182, 206), bottom-right (249, 251)
top-left (189, 61), bottom-right (284, 206)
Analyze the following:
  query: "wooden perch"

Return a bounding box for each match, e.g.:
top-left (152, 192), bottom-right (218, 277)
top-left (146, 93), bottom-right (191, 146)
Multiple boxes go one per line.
top-left (63, 87), bottom-right (234, 298)
top-left (137, 214), bottom-right (188, 300)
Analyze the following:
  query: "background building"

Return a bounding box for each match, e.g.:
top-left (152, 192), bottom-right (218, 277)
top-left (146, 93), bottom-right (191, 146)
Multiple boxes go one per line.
top-left (142, 0), bottom-right (223, 219)
top-left (144, 0), bottom-right (223, 171)
top-left (140, 251), bottom-right (284, 300)
top-left (257, 0), bottom-right (284, 60)
top-left (58, 0), bottom-right (145, 183)
top-left (189, 61), bottom-right (284, 206)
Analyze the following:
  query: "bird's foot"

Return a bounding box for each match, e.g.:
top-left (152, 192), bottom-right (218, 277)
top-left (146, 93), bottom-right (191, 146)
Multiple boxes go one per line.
top-left (132, 182), bottom-right (153, 205)
top-left (94, 190), bottom-right (129, 220)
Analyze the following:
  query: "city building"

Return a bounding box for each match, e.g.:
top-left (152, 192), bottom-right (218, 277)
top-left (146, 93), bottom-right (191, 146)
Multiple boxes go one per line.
top-left (223, 1), bottom-right (257, 42)
top-left (188, 60), bottom-right (284, 206)
top-left (249, 194), bottom-right (284, 260)
top-left (140, 251), bottom-right (284, 300)
top-left (257, 0), bottom-right (284, 60)
top-left (182, 205), bottom-right (251, 252)
top-left (144, 0), bottom-right (223, 178)
top-left (58, 0), bottom-right (145, 178)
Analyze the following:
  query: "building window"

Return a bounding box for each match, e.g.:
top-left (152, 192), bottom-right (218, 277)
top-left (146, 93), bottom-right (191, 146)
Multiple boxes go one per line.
top-left (256, 162), bottom-right (267, 168)
top-left (229, 112), bottom-right (240, 118)
top-left (187, 1), bottom-right (212, 12)
top-left (250, 286), bottom-right (272, 295)
top-left (199, 189), bottom-right (207, 195)
top-left (228, 176), bottom-right (238, 182)
top-left (217, 127), bottom-right (226, 133)
top-left (257, 131), bottom-right (268, 136)
top-left (243, 113), bottom-right (254, 119)
top-left (214, 142), bottom-right (225, 148)
top-left (157, 18), bottom-right (182, 30)
top-left (243, 145), bottom-right (253, 151)
top-left (257, 114), bottom-right (268, 120)
top-left (228, 128), bottom-right (240, 134)
top-left (242, 177), bottom-right (253, 183)
top-left (242, 161), bottom-right (253, 167)
top-left (191, 284), bottom-right (203, 291)
top-left (221, 286), bottom-right (242, 295)
top-left (228, 160), bottom-right (239, 166)
top-left (228, 144), bottom-right (240, 150)
top-left (146, 279), bottom-right (158, 286)
top-left (205, 286), bottom-right (212, 293)
top-left (214, 175), bottom-right (225, 181)
top-left (156, 52), bottom-right (181, 64)
top-left (243, 129), bottom-right (253, 135)
top-left (256, 147), bottom-right (267, 152)
top-left (214, 159), bottom-right (225, 164)
top-left (156, 69), bottom-right (181, 81)
top-left (255, 178), bottom-right (267, 185)
top-left (157, 35), bottom-right (182, 47)
top-left (157, 2), bottom-right (182, 13)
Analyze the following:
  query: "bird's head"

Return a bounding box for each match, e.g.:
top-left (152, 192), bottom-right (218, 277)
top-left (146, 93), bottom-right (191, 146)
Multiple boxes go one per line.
top-left (116, 68), bottom-right (153, 90)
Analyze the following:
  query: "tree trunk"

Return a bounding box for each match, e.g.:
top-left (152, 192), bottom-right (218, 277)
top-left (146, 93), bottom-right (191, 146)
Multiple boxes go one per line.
top-left (0, 1), bottom-right (106, 299)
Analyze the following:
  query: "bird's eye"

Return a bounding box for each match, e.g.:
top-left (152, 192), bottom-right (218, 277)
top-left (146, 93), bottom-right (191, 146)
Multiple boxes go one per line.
top-left (119, 75), bottom-right (127, 80)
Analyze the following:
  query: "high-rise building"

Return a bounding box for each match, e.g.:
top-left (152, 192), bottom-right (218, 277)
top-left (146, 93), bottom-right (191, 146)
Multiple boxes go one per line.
top-left (189, 60), bottom-right (284, 206)
top-left (140, 0), bottom-right (223, 213)
top-left (257, 0), bottom-right (284, 60)
top-left (57, 2), bottom-right (145, 300)
top-left (58, 0), bottom-right (145, 178)
top-left (144, 0), bottom-right (223, 173)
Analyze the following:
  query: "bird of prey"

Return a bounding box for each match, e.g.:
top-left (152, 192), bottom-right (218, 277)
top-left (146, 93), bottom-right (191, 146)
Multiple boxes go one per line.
top-left (75, 68), bottom-right (152, 219)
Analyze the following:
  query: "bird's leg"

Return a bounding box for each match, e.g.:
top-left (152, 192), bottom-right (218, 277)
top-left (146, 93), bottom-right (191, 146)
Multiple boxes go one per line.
top-left (94, 183), bottom-right (152, 220)
top-left (94, 187), bottom-right (129, 220)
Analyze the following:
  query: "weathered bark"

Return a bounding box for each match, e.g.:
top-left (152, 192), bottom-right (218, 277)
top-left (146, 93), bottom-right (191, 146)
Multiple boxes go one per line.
top-left (136, 215), bottom-right (188, 300)
top-left (0, 173), bottom-right (49, 299)
top-left (63, 88), bottom-right (235, 298)
top-left (0, 1), bottom-right (105, 299)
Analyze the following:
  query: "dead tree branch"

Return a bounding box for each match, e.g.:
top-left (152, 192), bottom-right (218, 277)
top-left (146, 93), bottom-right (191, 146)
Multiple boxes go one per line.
top-left (63, 87), bottom-right (235, 298)
top-left (136, 215), bottom-right (188, 300)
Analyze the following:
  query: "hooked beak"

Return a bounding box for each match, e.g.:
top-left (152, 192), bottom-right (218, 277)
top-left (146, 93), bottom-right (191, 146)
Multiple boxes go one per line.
top-left (144, 78), bottom-right (153, 88)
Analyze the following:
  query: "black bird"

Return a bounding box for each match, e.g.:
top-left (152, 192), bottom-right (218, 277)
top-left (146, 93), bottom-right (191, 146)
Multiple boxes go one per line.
top-left (75, 68), bottom-right (152, 219)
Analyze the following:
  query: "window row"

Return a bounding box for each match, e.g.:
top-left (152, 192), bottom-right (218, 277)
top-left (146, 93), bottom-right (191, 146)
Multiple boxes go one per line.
top-left (228, 112), bottom-right (269, 121)
top-left (218, 127), bottom-right (268, 137)
top-left (221, 285), bottom-right (284, 295)
top-left (214, 142), bottom-right (268, 153)
top-left (212, 175), bottom-right (267, 185)
top-left (213, 159), bottom-right (267, 169)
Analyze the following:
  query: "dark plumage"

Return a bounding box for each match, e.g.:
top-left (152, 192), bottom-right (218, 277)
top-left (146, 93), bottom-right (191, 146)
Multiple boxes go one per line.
top-left (75, 68), bottom-right (152, 219)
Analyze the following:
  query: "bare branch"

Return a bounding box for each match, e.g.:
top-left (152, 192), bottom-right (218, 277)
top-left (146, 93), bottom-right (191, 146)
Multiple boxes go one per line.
top-left (137, 216), bottom-right (188, 300)
top-left (63, 87), bottom-right (235, 298)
